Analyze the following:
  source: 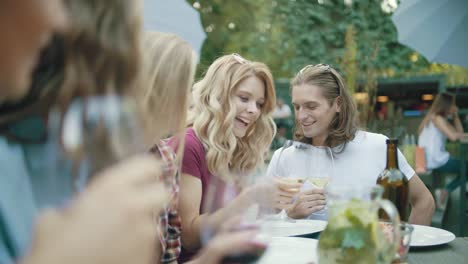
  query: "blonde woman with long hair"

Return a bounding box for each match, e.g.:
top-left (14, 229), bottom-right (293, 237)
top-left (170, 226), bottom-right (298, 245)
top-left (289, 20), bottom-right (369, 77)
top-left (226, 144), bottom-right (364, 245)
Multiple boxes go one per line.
top-left (418, 92), bottom-right (468, 210)
top-left (171, 54), bottom-right (300, 262)
top-left (266, 64), bottom-right (434, 225)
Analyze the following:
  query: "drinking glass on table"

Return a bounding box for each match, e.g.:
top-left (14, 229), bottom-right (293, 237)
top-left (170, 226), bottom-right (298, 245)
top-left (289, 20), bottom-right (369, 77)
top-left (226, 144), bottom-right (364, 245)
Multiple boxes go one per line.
top-left (380, 222), bottom-right (414, 263)
top-left (394, 223), bottom-right (414, 263)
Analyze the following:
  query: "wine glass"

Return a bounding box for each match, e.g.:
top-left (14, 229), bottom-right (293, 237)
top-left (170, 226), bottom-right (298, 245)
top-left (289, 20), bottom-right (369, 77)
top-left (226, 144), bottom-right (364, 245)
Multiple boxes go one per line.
top-left (58, 94), bottom-right (177, 244)
top-left (269, 141), bottom-right (334, 219)
top-left (59, 94), bottom-right (147, 189)
top-left (200, 167), bottom-right (276, 263)
top-left (268, 140), bottom-right (305, 222)
top-left (305, 145), bottom-right (334, 218)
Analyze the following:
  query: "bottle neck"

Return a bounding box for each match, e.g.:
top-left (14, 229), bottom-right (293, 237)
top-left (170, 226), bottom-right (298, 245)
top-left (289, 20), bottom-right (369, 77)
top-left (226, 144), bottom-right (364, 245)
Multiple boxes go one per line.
top-left (386, 143), bottom-right (399, 169)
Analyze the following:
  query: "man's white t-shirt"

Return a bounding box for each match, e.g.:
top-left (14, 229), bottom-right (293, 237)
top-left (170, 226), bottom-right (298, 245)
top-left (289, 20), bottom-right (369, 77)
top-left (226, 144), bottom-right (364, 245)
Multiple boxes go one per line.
top-left (266, 131), bottom-right (415, 219)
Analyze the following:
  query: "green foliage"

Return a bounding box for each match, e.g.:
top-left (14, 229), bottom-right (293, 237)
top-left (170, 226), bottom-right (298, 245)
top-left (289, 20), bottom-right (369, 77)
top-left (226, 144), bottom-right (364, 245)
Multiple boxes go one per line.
top-left (275, 0), bottom-right (431, 78)
top-left (187, 0), bottom-right (468, 86)
top-left (343, 25), bottom-right (357, 94)
top-left (422, 63), bottom-right (468, 87)
top-left (186, 0), bottom-right (292, 78)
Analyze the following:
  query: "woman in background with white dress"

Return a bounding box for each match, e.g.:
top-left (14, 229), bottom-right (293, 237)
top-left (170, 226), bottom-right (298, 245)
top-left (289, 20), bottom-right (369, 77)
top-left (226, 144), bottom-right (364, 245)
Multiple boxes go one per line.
top-left (418, 92), bottom-right (468, 210)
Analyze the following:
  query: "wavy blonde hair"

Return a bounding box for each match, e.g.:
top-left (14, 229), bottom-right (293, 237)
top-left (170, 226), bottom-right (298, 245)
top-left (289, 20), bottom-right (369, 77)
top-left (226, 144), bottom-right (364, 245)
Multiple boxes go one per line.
top-left (188, 54), bottom-right (276, 180)
top-left (137, 31), bottom-right (197, 161)
top-left (291, 64), bottom-right (358, 151)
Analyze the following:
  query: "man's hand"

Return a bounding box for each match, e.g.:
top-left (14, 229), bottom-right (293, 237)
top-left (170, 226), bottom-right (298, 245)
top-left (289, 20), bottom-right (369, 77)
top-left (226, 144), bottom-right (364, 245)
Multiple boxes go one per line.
top-left (287, 189), bottom-right (326, 219)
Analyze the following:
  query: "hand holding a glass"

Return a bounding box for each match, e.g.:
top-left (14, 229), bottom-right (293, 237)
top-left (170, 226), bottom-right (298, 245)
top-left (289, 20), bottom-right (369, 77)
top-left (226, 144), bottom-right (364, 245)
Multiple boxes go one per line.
top-left (283, 146), bottom-right (333, 219)
top-left (285, 188), bottom-right (327, 219)
top-left (248, 177), bottom-right (304, 210)
top-left (200, 173), bottom-right (281, 263)
top-left (194, 217), bottom-right (266, 264)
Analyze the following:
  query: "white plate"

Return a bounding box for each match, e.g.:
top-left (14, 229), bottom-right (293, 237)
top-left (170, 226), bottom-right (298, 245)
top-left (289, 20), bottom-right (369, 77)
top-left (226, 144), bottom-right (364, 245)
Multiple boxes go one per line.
top-left (257, 237), bottom-right (318, 264)
top-left (410, 224), bottom-right (456, 247)
top-left (259, 219), bottom-right (327, 237)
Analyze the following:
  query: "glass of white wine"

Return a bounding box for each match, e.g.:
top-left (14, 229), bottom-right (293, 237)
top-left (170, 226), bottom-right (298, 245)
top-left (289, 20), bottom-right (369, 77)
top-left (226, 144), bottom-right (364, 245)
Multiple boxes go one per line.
top-left (269, 140), bottom-right (305, 222)
top-left (306, 146), bottom-right (333, 217)
top-left (200, 168), bottom-right (275, 263)
top-left (269, 141), bottom-right (334, 219)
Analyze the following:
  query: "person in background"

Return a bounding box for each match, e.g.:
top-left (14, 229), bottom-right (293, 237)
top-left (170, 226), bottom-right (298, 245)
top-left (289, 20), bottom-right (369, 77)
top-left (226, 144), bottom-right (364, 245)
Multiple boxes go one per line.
top-left (418, 92), bottom-right (468, 210)
top-left (271, 123), bottom-right (288, 151)
top-left (272, 97), bottom-right (292, 120)
top-left (267, 64), bottom-right (434, 225)
top-left (272, 97), bottom-right (292, 141)
top-left (173, 54), bottom-right (300, 262)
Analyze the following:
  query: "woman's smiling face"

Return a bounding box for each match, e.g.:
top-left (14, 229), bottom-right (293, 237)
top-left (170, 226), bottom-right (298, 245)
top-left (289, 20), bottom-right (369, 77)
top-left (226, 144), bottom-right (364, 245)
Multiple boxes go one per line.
top-left (232, 75), bottom-right (265, 138)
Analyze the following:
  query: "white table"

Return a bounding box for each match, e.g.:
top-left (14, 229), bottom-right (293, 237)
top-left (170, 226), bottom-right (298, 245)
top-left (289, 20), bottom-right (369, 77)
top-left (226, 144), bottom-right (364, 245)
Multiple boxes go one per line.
top-left (257, 237), bottom-right (318, 264)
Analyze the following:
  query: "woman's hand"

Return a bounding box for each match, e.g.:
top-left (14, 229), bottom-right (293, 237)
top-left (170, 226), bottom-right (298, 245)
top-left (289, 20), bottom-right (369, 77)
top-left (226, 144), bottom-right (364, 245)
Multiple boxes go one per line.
top-left (246, 177), bottom-right (302, 210)
top-left (450, 105), bottom-right (459, 115)
top-left (190, 217), bottom-right (266, 264)
top-left (20, 155), bottom-right (169, 264)
top-left (286, 189), bottom-right (326, 219)
top-left (193, 230), bottom-right (265, 264)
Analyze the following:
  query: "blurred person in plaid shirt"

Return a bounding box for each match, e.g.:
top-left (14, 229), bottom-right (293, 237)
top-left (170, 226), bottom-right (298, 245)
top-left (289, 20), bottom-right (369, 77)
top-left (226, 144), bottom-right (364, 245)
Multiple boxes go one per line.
top-left (137, 31), bottom-right (197, 263)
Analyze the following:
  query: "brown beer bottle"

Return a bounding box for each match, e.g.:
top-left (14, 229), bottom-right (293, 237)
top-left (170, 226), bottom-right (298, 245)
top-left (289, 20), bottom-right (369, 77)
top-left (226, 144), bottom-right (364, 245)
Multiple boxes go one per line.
top-left (377, 139), bottom-right (409, 221)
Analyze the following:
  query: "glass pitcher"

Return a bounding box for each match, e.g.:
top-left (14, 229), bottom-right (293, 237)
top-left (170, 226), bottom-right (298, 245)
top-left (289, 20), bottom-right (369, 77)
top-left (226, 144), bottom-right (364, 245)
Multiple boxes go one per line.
top-left (318, 185), bottom-right (400, 264)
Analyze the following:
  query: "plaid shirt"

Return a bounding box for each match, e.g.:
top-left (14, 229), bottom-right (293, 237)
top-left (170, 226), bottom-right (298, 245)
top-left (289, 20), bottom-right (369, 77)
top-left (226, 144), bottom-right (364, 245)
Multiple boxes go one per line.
top-left (151, 141), bottom-right (181, 263)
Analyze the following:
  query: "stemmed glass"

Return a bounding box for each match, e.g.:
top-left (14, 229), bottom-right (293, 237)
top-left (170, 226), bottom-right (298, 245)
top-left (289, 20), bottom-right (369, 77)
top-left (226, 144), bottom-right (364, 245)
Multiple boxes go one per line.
top-left (200, 167), bottom-right (276, 263)
top-left (269, 140), bottom-right (334, 220)
top-left (59, 94), bottom-right (148, 189)
top-left (306, 145), bottom-right (333, 218)
top-left (268, 140), bottom-right (304, 222)
top-left (57, 94), bottom-right (177, 244)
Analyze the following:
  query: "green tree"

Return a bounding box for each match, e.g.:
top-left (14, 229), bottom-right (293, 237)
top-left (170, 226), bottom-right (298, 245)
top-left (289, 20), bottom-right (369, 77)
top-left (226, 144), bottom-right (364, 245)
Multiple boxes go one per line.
top-left (273, 0), bottom-right (431, 77)
top-left (343, 25), bottom-right (357, 94)
top-left (186, 0), bottom-right (292, 78)
top-left (189, 0), bottom-right (468, 86)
